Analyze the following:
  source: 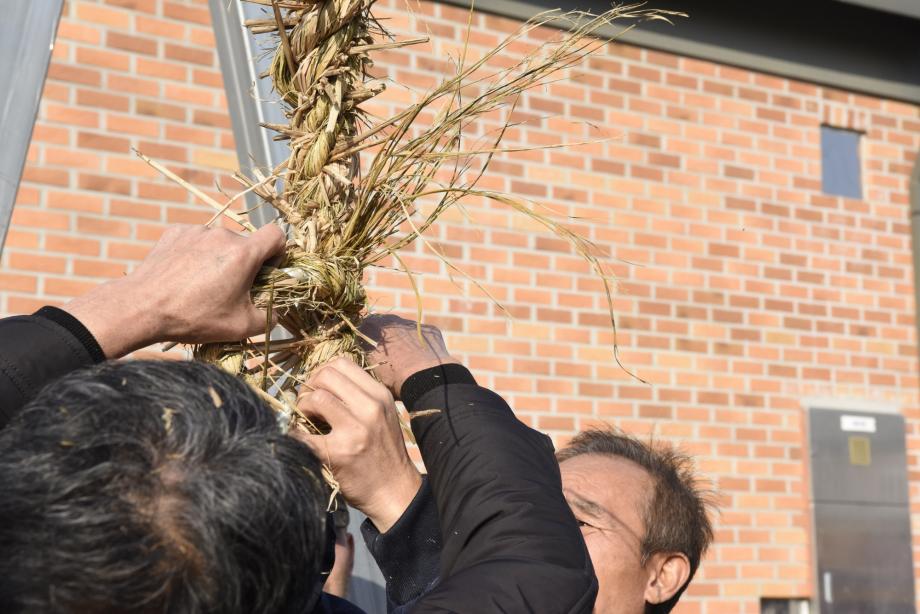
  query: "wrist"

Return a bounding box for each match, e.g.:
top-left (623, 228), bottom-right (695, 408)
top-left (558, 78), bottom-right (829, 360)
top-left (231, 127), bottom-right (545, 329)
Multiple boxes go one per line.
top-left (399, 362), bottom-right (475, 411)
top-left (394, 356), bottom-right (462, 398)
top-left (63, 277), bottom-right (163, 359)
top-left (33, 306), bottom-right (106, 363)
top-left (364, 466), bottom-right (423, 534)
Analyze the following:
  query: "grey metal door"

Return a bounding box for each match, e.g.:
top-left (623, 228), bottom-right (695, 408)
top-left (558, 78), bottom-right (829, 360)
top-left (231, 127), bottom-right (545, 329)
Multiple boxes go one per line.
top-left (809, 408), bottom-right (916, 613)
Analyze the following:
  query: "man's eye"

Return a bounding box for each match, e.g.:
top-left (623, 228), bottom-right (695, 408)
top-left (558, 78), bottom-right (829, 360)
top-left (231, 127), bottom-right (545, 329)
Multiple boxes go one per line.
top-left (576, 519), bottom-right (594, 529)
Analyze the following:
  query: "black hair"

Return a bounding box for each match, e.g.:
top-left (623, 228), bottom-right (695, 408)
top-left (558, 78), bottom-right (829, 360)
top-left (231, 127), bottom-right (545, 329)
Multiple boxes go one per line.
top-left (556, 427), bottom-right (715, 614)
top-left (0, 360), bottom-right (328, 614)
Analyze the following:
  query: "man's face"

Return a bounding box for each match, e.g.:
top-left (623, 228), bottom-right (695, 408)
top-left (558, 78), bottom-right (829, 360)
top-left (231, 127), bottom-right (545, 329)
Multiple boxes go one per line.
top-left (560, 453), bottom-right (653, 614)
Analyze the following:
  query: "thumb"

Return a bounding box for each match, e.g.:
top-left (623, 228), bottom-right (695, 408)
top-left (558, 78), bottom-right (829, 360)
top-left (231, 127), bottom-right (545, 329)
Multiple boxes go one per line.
top-left (242, 304), bottom-right (275, 338)
top-left (248, 223), bottom-right (286, 263)
top-left (290, 427), bottom-right (332, 456)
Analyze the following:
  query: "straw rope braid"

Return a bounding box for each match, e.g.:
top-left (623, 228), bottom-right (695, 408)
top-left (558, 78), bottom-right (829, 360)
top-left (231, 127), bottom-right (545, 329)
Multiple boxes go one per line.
top-left (196, 0), bottom-right (380, 434)
top-left (258, 0), bottom-right (373, 369)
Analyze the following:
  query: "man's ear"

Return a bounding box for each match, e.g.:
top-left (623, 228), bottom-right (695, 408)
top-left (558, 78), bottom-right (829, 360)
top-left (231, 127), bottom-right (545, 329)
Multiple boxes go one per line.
top-left (644, 552), bottom-right (691, 605)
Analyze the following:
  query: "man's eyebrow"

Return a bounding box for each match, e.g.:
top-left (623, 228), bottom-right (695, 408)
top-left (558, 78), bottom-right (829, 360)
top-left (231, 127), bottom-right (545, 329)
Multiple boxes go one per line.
top-left (565, 492), bottom-right (614, 523)
top-left (565, 490), bottom-right (646, 552)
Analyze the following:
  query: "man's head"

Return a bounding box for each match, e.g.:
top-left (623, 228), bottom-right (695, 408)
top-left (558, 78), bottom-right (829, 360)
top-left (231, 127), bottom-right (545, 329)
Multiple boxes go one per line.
top-left (557, 427), bottom-right (714, 614)
top-left (0, 360), bottom-right (329, 614)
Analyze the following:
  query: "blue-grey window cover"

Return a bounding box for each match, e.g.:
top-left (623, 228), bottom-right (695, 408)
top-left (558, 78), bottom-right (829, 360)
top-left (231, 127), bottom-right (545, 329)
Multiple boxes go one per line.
top-left (821, 125), bottom-right (863, 199)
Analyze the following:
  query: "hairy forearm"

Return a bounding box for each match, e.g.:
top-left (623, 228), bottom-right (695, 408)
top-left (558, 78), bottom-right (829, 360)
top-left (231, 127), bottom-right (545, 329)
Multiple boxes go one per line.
top-left (63, 277), bottom-right (164, 359)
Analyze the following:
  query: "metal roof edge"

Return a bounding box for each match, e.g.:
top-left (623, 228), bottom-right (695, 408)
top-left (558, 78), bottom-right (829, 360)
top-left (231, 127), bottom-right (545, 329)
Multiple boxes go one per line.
top-left (437, 0), bottom-right (920, 106)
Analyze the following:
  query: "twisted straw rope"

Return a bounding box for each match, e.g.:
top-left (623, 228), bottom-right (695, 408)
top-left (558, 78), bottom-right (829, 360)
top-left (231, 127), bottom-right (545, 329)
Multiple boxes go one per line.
top-left (198, 0), bottom-right (378, 401)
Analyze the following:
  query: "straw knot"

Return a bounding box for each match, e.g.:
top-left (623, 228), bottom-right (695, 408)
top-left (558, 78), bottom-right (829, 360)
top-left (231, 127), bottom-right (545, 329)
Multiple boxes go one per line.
top-left (257, 253), bottom-right (365, 315)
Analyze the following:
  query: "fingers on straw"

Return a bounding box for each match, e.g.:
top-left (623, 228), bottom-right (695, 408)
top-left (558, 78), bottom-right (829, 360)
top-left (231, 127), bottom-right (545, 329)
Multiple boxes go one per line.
top-left (245, 306), bottom-right (275, 339)
top-left (308, 358), bottom-right (385, 418)
top-left (294, 388), bottom-right (347, 440)
top-left (322, 357), bottom-right (383, 400)
top-left (250, 223), bottom-right (287, 261)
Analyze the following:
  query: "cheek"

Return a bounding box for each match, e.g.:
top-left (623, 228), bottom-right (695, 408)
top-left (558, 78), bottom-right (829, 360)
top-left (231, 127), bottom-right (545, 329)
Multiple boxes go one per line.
top-left (584, 534), bottom-right (651, 614)
top-left (583, 532), bottom-right (647, 586)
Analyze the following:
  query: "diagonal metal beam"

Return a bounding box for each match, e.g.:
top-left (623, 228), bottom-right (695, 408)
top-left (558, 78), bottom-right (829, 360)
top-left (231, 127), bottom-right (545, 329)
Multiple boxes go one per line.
top-left (208, 0), bottom-right (290, 228)
top-left (0, 0), bottom-right (64, 255)
top-left (910, 150), bottom-right (920, 362)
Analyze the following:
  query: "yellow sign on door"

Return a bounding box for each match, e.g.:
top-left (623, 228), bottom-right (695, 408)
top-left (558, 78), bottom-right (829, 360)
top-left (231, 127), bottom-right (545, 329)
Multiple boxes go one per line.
top-left (848, 436), bottom-right (871, 466)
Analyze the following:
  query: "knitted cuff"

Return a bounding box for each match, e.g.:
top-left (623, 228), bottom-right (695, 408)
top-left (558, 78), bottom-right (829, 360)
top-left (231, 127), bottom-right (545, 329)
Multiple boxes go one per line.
top-left (400, 364), bottom-right (476, 412)
top-left (33, 306), bottom-right (106, 363)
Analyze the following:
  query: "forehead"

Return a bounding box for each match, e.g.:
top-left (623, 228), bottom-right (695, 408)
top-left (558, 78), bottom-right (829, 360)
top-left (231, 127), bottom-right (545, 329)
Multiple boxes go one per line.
top-left (559, 453), bottom-right (654, 530)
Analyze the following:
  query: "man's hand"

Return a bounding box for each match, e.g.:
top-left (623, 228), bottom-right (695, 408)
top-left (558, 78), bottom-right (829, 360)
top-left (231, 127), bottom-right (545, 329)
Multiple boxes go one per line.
top-left (64, 224), bottom-right (285, 359)
top-left (323, 524), bottom-right (355, 598)
top-left (293, 357), bottom-right (422, 534)
top-left (360, 314), bottom-right (461, 400)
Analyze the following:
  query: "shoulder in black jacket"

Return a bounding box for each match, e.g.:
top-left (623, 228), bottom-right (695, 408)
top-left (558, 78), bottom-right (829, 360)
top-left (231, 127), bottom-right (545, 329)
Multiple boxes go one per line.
top-left (388, 365), bottom-right (597, 613)
top-left (0, 307), bottom-right (105, 428)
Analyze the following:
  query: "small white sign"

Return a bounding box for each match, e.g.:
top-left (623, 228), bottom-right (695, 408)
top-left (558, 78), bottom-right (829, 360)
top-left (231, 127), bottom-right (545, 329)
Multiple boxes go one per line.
top-left (840, 415), bottom-right (876, 433)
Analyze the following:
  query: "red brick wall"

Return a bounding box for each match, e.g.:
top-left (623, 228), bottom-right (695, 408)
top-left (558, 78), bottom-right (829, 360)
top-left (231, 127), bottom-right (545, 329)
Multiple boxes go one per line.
top-left (2, 0), bottom-right (238, 316)
top-left (3, 1), bottom-right (920, 612)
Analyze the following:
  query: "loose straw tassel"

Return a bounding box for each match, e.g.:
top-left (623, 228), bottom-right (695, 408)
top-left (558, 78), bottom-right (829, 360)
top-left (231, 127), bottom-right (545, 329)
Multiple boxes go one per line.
top-left (189, 1), bottom-right (680, 431)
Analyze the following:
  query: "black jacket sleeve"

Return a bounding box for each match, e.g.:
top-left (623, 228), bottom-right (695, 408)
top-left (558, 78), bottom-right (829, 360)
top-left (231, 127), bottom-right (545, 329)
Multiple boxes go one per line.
top-left (390, 365), bottom-right (597, 614)
top-left (315, 593), bottom-right (367, 614)
top-left (0, 307), bottom-right (105, 428)
top-left (361, 476), bottom-right (441, 610)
